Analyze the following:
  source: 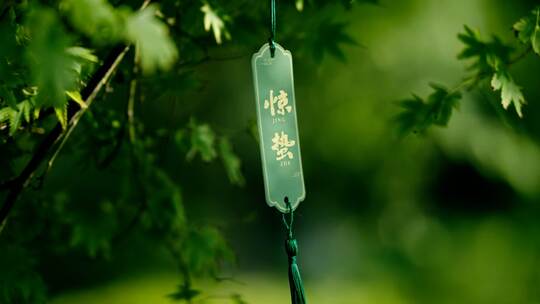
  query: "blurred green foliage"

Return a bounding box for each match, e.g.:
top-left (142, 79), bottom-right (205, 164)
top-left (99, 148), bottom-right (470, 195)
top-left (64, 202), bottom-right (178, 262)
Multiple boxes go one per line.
top-left (396, 16), bottom-right (539, 134)
top-left (0, 0), bottom-right (367, 302)
top-left (1, 0), bottom-right (540, 303)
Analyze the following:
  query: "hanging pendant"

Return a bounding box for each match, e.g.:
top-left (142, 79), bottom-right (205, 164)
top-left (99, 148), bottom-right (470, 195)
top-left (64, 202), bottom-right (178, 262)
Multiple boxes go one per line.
top-left (252, 43), bottom-right (306, 213)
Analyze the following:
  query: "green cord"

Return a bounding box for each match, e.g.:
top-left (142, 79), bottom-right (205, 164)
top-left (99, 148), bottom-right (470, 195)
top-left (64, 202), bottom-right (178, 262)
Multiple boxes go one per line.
top-left (282, 197), bottom-right (294, 239)
top-left (269, 0), bottom-right (276, 57)
top-left (282, 197), bottom-right (307, 304)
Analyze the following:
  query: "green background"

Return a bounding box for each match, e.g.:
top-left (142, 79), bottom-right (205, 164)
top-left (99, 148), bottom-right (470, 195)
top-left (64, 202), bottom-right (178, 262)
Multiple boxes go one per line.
top-left (59, 0), bottom-right (540, 301)
top-left (43, 0), bottom-right (540, 302)
top-left (2, 0), bottom-right (540, 303)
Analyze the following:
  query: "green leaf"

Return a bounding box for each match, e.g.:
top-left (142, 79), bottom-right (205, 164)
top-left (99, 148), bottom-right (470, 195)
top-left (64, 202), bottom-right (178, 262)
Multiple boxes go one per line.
top-left (0, 100), bottom-right (34, 135)
top-left (218, 137), bottom-right (245, 186)
top-left (27, 8), bottom-right (78, 109)
top-left (33, 107), bottom-right (41, 120)
top-left (0, 107), bottom-right (11, 124)
top-left (126, 5), bottom-right (178, 73)
top-left (0, 86), bottom-right (17, 108)
top-left (491, 71), bottom-right (525, 118)
top-left (66, 46), bottom-right (99, 63)
top-left (0, 245), bottom-right (47, 304)
top-left (60, 0), bottom-right (123, 43)
top-left (307, 20), bottom-right (357, 62)
top-left (54, 104), bottom-right (68, 130)
top-left (457, 25), bottom-right (512, 75)
top-left (458, 25), bottom-right (528, 117)
top-left (141, 169), bottom-right (186, 234)
top-left (66, 90), bottom-right (87, 108)
top-left (69, 200), bottom-right (118, 259)
top-left (0, 107), bottom-right (16, 134)
top-left (62, 0), bottom-right (177, 73)
top-left (187, 119), bottom-right (217, 162)
top-left (67, 47), bottom-right (99, 80)
top-left (200, 3), bottom-right (231, 45)
top-left (20, 100), bottom-right (32, 123)
top-left (182, 226), bottom-right (235, 276)
top-left (513, 7), bottom-right (540, 55)
top-left (296, 0), bottom-right (304, 11)
top-left (395, 84), bottom-right (461, 136)
top-left (9, 106), bottom-right (23, 135)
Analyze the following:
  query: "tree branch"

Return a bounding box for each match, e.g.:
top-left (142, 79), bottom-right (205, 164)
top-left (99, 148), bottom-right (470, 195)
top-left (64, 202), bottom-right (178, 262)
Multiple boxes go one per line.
top-left (0, 0), bottom-right (153, 226)
top-left (0, 45), bottom-right (131, 226)
top-left (46, 45), bottom-right (131, 173)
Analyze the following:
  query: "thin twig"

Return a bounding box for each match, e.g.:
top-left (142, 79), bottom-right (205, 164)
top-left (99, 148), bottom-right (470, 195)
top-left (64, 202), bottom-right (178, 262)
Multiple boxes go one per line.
top-left (128, 45), bottom-right (140, 144)
top-left (45, 45), bottom-right (131, 175)
top-left (111, 49), bottom-right (147, 243)
top-left (0, 0), bottom-right (153, 227)
top-left (0, 45), bottom-right (131, 226)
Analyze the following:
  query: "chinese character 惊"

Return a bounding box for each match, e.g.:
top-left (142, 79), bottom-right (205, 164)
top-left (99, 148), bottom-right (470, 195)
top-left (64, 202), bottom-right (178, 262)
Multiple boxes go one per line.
top-left (271, 131), bottom-right (295, 160)
top-left (264, 89), bottom-right (292, 116)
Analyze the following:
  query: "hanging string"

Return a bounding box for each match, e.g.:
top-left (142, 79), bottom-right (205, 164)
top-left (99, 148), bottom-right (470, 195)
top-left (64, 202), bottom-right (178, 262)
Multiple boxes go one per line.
top-left (282, 201), bottom-right (293, 238)
top-left (282, 197), bottom-right (307, 304)
top-left (269, 0), bottom-right (276, 57)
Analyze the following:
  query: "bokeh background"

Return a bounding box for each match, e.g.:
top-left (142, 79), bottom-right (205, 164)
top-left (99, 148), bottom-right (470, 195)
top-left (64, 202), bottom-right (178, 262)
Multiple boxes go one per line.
top-left (6, 0), bottom-right (540, 303)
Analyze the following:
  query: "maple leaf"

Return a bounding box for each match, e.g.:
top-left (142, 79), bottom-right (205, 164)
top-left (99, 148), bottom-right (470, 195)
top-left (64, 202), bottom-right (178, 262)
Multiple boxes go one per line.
top-left (395, 84), bottom-right (461, 136)
top-left (27, 8), bottom-right (77, 109)
top-left (186, 119), bottom-right (217, 162)
top-left (513, 7), bottom-right (540, 55)
top-left (457, 25), bottom-right (512, 75)
top-left (200, 3), bottom-right (230, 45)
top-left (126, 5), bottom-right (178, 73)
top-left (491, 71), bottom-right (526, 118)
top-left (218, 137), bottom-right (245, 186)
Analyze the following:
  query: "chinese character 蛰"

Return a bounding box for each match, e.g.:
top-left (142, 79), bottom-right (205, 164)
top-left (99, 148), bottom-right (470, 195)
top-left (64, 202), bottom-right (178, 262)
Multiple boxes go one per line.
top-left (271, 131), bottom-right (295, 161)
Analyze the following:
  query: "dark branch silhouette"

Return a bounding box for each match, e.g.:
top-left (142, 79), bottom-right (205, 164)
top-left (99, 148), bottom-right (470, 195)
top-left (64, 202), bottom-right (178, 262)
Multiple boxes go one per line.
top-left (0, 45), bottom-right (131, 225)
top-left (0, 0), bottom-right (152, 226)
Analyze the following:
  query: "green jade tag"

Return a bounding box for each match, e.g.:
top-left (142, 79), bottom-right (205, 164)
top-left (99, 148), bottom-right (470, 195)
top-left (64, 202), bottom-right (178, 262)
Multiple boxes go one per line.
top-left (252, 43), bottom-right (306, 212)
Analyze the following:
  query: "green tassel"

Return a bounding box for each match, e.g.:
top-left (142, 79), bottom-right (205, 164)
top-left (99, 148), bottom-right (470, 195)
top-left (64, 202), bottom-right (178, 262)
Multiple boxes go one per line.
top-left (286, 238), bottom-right (306, 304)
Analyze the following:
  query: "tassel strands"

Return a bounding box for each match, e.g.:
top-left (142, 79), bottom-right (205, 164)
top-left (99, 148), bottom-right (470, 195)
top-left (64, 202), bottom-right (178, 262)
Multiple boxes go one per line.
top-left (286, 238), bottom-right (307, 304)
top-left (283, 198), bottom-right (307, 304)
